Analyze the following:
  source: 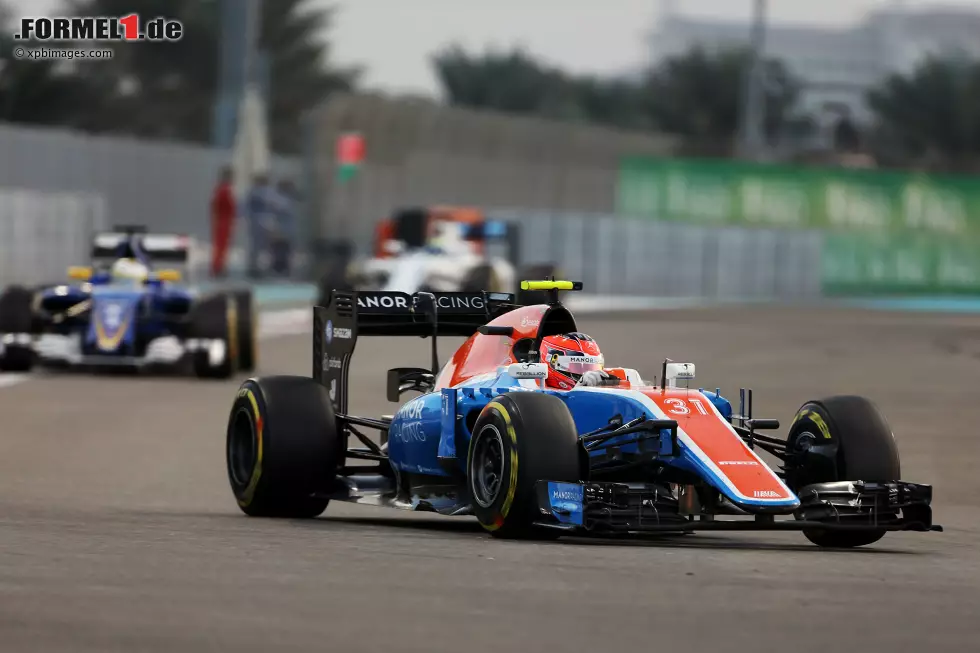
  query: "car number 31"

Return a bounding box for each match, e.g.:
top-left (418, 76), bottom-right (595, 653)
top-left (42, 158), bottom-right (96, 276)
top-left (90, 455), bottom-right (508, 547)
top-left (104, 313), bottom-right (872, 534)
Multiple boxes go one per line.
top-left (663, 397), bottom-right (708, 416)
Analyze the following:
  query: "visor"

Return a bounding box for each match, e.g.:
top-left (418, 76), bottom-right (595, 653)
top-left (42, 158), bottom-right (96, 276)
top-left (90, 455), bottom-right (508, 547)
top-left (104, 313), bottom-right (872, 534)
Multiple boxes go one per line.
top-left (552, 354), bottom-right (604, 379)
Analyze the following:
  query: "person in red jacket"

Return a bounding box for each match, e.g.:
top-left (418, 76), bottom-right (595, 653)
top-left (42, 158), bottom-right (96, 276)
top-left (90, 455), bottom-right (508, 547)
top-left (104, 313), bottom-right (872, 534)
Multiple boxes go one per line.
top-left (210, 166), bottom-right (236, 277)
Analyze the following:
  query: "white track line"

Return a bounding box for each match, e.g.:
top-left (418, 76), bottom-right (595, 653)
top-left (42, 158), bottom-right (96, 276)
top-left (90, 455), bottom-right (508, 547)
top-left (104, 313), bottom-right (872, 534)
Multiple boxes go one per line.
top-left (567, 296), bottom-right (712, 312)
top-left (0, 374), bottom-right (29, 388)
top-left (257, 308), bottom-right (309, 338)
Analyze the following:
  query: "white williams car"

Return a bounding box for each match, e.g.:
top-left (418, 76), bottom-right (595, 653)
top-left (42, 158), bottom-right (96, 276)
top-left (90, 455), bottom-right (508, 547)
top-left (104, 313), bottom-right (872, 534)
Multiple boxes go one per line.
top-left (316, 206), bottom-right (558, 307)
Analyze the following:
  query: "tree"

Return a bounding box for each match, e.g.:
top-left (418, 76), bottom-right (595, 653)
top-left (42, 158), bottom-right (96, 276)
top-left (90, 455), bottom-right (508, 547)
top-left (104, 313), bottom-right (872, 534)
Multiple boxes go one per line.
top-left (0, 1), bottom-right (96, 125)
top-left (61, 0), bottom-right (358, 152)
top-left (61, 0), bottom-right (220, 141)
top-left (432, 44), bottom-right (804, 152)
top-left (642, 47), bottom-right (804, 155)
top-left (572, 76), bottom-right (656, 131)
top-left (433, 45), bottom-right (653, 131)
top-left (867, 56), bottom-right (980, 171)
top-left (433, 46), bottom-right (578, 120)
top-left (261, 0), bottom-right (358, 152)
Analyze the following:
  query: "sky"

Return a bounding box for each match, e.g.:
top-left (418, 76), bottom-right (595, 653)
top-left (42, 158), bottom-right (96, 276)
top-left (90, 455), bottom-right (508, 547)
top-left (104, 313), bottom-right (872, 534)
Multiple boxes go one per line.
top-left (8, 0), bottom-right (980, 95)
top-left (324, 0), bottom-right (980, 95)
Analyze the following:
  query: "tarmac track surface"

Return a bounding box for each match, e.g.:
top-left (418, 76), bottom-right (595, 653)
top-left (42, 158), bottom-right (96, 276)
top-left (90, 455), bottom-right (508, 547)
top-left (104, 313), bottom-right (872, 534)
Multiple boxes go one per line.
top-left (0, 306), bottom-right (978, 653)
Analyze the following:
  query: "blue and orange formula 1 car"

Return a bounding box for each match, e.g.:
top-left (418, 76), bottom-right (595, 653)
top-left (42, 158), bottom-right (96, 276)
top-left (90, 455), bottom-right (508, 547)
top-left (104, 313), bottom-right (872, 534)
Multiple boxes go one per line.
top-left (224, 281), bottom-right (940, 547)
top-left (0, 227), bottom-right (255, 378)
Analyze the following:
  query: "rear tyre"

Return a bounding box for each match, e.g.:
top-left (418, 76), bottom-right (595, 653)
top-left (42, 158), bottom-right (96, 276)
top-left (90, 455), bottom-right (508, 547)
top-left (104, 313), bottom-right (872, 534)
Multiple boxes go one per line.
top-left (461, 263), bottom-right (498, 292)
top-left (315, 241), bottom-right (356, 307)
top-left (317, 265), bottom-right (354, 308)
top-left (227, 376), bottom-right (338, 518)
top-left (189, 293), bottom-right (236, 379)
top-left (232, 290), bottom-right (257, 372)
top-left (0, 286), bottom-right (36, 372)
top-left (785, 395), bottom-right (900, 548)
top-left (467, 392), bottom-right (581, 539)
top-left (516, 263), bottom-right (560, 305)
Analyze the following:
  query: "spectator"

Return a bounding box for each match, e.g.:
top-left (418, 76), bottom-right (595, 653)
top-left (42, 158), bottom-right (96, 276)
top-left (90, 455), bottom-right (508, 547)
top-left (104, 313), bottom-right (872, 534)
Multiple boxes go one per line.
top-left (245, 173), bottom-right (274, 279)
top-left (210, 166), bottom-right (236, 278)
top-left (270, 179), bottom-right (297, 277)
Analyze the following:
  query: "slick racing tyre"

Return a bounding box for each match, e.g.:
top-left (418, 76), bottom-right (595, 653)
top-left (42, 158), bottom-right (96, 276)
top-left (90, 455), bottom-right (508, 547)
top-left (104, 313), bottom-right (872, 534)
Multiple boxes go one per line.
top-left (785, 395), bottom-right (901, 548)
top-left (0, 285), bottom-right (36, 372)
top-left (317, 264), bottom-right (354, 308)
top-left (227, 376), bottom-right (340, 518)
top-left (189, 293), bottom-right (237, 379)
top-left (467, 392), bottom-right (581, 539)
top-left (516, 264), bottom-right (560, 305)
top-left (461, 263), bottom-right (497, 293)
top-left (462, 263), bottom-right (506, 294)
top-left (232, 289), bottom-right (257, 372)
top-left (315, 240), bottom-right (356, 307)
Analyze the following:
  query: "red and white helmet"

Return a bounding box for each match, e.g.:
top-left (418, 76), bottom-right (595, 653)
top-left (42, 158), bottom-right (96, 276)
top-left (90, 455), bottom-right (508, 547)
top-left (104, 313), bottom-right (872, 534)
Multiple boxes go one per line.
top-left (539, 332), bottom-right (603, 389)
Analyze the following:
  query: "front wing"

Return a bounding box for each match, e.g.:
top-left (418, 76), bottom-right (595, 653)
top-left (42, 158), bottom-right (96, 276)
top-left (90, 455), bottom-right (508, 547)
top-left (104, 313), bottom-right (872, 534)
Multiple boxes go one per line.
top-left (534, 480), bottom-right (941, 535)
top-left (33, 332), bottom-right (227, 368)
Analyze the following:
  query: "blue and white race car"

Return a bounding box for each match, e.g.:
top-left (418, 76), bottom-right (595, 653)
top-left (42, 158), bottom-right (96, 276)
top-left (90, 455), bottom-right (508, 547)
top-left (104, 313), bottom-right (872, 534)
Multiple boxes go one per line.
top-left (224, 281), bottom-right (940, 548)
top-left (0, 227), bottom-right (254, 378)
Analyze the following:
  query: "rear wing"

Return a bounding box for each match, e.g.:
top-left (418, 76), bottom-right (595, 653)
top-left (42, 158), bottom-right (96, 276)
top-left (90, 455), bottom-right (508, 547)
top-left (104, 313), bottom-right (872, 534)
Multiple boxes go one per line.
top-left (91, 231), bottom-right (191, 265)
top-left (313, 289), bottom-right (517, 414)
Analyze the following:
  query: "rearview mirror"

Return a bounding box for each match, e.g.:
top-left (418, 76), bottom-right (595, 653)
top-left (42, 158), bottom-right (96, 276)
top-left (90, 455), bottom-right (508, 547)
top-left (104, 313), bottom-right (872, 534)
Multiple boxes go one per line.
top-left (664, 362), bottom-right (695, 387)
top-left (507, 362), bottom-right (549, 380)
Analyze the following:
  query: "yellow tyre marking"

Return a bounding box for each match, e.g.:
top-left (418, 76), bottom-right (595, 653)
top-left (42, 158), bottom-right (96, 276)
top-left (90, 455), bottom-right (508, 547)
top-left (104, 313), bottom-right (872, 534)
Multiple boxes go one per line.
top-left (798, 409), bottom-right (832, 440)
top-left (480, 400), bottom-right (519, 532)
top-left (237, 387), bottom-right (264, 507)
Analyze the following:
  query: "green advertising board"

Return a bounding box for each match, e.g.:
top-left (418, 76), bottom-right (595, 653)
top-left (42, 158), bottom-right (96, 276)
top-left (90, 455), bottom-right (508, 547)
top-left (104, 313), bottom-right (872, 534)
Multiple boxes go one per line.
top-left (617, 157), bottom-right (980, 294)
top-left (822, 232), bottom-right (980, 295)
top-left (617, 157), bottom-right (980, 239)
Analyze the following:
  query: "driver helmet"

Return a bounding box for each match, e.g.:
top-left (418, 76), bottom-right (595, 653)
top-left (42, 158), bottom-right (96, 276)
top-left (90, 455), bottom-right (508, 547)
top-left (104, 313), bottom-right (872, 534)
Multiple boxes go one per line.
top-left (539, 332), bottom-right (604, 389)
top-left (110, 257), bottom-right (149, 283)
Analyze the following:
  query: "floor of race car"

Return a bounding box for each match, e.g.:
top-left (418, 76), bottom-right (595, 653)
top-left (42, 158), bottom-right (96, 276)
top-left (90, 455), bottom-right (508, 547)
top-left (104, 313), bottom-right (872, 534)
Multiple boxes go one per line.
top-left (0, 305), bottom-right (976, 653)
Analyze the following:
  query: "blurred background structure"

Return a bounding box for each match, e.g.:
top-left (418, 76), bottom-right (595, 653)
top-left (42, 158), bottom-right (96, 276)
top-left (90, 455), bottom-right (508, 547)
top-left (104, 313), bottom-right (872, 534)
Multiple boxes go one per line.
top-left (1, 0), bottom-right (979, 300)
top-left (655, 0), bottom-right (980, 155)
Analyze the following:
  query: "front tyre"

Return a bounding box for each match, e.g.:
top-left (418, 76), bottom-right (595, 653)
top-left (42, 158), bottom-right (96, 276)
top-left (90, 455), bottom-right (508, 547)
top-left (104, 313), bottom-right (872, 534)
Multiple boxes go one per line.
top-left (461, 263), bottom-right (501, 293)
top-left (467, 392), bottom-right (581, 539)
top-left (232, 290), bottom-right (257, 372)
top-left (786, 395), bottom-right (900, 548)
top-left (189, 293), bottom-right (236, 379)
top-left (0, 286), bottom-right (36, 372)
top-left (227, 376), bottom-right (340, 518)
top-left (314, 239), bottom-right (355, 307)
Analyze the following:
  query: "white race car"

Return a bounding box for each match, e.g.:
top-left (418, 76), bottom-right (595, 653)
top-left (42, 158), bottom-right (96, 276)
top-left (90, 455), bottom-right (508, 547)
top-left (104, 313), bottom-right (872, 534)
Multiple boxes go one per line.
top-left (317, 206), bottom-right (557, 306)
